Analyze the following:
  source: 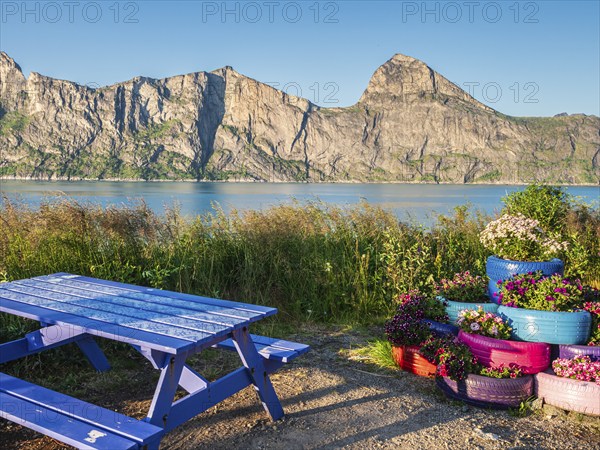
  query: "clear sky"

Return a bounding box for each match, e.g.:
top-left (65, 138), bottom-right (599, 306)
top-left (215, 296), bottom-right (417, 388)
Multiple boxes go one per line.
top-left (1, 0), bottom-right (598, 117)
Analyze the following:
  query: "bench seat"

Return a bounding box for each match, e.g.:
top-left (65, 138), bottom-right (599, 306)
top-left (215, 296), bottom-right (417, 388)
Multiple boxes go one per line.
top-left (0, 372), bottom-right (162, 450)
top-left (214, 334), bottom-right (310, 363)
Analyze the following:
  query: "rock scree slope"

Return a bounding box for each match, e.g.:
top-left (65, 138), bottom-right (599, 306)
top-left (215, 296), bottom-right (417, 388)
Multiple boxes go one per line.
top-left (1, 52), bottom-right (598, 184)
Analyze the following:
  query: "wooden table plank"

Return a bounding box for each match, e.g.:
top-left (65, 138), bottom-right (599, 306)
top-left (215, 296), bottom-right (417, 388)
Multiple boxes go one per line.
top-left (0, 297), bottom-right (190, 353)
top-left (22, 278), bottom-right (252, 326)
top-left (13, 280), bottom-right (238, 332)
top-left (0, 288), bottom-right (208, 342)
top-left (47, 274), bottom-right (276, 316)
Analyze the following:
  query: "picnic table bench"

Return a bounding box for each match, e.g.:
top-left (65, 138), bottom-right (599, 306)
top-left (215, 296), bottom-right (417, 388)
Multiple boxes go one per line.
top-left (0, 273), bottom-right (309, 449)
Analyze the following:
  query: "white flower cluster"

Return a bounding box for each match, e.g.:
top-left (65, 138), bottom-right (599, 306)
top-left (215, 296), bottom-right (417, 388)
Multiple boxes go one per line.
top-left (480, 213), bottom-right (568, 260)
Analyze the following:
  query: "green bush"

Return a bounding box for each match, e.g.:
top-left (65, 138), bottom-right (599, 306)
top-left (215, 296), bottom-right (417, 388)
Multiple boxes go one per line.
top-left (501, 184), bottom-right (570, 234)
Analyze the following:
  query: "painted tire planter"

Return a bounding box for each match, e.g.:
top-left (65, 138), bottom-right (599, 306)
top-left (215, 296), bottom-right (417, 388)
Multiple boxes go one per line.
top-left (422, 319), bottom-right (459, 337)
top-left (498, 305), bottom-right (592, 345)
top-left (558, 344), bottom-right (600, 361)
top-left (486, 256), bottom-right (564, 303)
top-left (436, 374), bottom-right (534, 409)
top-left (458, 330), bottom-right (550, 374)
top-left (391, 345), bottom-right (436, 377)
top-left (444, 297), bottom-right (498, 324)
top-left (535, 370), bottom-right (600, 416)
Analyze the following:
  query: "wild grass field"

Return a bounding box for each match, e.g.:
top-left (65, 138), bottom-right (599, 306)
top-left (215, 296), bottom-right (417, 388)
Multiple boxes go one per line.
top-left (1, 188), bottom-right (598, 336)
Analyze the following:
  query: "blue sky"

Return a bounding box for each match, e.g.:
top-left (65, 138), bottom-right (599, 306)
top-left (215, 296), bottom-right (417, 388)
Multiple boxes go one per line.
top-left (1, 0), bottom-right (598, 116)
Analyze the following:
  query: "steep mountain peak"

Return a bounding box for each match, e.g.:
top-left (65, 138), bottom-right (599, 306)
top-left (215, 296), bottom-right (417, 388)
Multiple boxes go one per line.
top-left (359, 53), bottom-right (493, 111)
top-left (1, 52), bottom-right (23, 73)
top-left (1, 51), bottom-right (26, 84)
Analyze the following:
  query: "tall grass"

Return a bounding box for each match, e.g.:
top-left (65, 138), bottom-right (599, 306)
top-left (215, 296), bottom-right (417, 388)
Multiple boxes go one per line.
top-left (1, 195), bottom-right (598, 334)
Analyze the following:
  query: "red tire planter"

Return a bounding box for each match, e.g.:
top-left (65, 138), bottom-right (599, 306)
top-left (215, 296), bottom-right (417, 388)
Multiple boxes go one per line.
top-left (436, 374), bottom-right (534, 409)
top-left (458, 330), bottom-right (550, 374)
top-left (557, 344), bottom-right (600, 361)
top-left (535, 370), bottom-right (600, 416)
top-left (391, 345), bottom-right (436, 377)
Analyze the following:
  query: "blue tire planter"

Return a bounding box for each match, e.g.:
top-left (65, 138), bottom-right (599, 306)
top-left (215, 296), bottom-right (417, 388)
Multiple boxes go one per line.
top-left (422, 319), bottom-right (459, 337)
top-left (486, 256), bottom-right (564, 303)
top-left (444, 297), bottom-right (498, 324)
top-left (498, 305), bottom-right (592, 345)
top-left (557, 344), bottom-right (600, 361)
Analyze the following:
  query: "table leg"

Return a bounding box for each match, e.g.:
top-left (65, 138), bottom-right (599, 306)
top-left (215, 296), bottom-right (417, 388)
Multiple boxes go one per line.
top-left (145, 352), bottom-right (186, 428)
top-left (75, 336), bottom-right (111, 372)
top-left (231, 328), bottom-right (285, 421)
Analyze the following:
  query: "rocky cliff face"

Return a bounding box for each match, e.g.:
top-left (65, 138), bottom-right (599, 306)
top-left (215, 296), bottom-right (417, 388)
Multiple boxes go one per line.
top-left (1, 52), bottom-right (598, 183)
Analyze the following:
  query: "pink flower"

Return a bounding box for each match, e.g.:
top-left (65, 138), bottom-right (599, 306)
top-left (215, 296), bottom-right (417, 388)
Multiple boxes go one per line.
top-left (470, 323), bottom-right (480, 331)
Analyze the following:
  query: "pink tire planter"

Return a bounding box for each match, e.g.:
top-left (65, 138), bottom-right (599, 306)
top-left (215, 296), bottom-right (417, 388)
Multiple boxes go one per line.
top-left (558, 344), bottom-right (600, 361)
top-left (436, 373), bottom-right (534, 409)
top-left (458, 330), bottom-right (550, 374)
top-left (535, 370), bottom-right (600, 416)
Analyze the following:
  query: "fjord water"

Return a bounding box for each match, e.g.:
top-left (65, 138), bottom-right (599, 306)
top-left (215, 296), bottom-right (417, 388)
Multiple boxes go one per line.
top-left (1, 181), bottom-right (598, 225)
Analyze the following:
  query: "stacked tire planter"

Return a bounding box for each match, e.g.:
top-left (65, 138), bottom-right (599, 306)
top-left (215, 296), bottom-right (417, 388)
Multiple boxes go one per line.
top-left (485, 256), bottom-right (564, 303)
top-left (391, 254), bottom-right (598, 415)
top-left (391, 345), bottom-right (436, 377)
top-left (437, 301), bottom-right (593, 410)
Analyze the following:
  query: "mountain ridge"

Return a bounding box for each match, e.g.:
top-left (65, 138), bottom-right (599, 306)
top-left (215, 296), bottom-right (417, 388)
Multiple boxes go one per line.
top-left (1, 52), bottom-right (598, 184)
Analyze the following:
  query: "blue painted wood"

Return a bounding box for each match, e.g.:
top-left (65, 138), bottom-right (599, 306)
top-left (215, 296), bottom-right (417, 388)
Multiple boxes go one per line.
top-left (0, 334), bottom-right (84, 364)
top-left (26, 324), bottom-right (82, 350)
top-left (178, 366), bottom-right (208, 394)
top-left (39, 274), bottom-right (276, 315)
top-left (231, 328), bottom-right (285, 420)
top-left (0, 297), bottom-right (190, 354)
top-left (0, 287), bottom-right (213, 342)
top-left (215, 338), bottom-right (308, 363)
top-left (32, 276), bottom-right (265, 322)
top-left (0, 393), bottom-right (137, 450)
top-left (244, 334), bottom-right (310, 354)
top-left (145, 353), bottom-right (186, 428)
top-left (0, 373), bottom-right (163, 449)
top-left (0, 273), bottom-right (309, 445)
top-left (16, 279), bottom-right (243, 330)
top-left (75, 336), bottom-right (111, 372)
top-left (167, 367), bottom-right (253, 432)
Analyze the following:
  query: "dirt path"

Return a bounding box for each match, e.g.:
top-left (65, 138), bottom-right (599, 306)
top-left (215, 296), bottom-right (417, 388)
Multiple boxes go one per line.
top-left (1, 327), bottom-right (599, 449)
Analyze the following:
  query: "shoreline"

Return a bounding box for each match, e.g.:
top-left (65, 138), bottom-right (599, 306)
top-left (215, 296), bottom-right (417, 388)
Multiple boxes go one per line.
top-left (1, 176), bottom-right (598, 187)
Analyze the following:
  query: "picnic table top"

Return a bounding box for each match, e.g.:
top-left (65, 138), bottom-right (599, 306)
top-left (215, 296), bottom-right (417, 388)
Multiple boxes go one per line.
top-left (0, 273), bottom-right (277, 354)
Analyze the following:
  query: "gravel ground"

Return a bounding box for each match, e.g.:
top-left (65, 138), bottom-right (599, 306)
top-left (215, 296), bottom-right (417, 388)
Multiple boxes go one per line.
top-left (1, 326), bottom-right (599, 449)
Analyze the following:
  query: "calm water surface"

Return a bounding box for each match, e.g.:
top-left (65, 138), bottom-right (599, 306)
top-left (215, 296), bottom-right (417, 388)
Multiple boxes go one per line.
top-left (1, 181), bottom-right (598, 225)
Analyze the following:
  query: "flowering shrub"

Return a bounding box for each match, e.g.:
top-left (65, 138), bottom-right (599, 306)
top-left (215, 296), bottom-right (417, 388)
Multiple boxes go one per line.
top-left (479, 213), bottom-right (568, 261)
top-left (583, 286), bottom-right (600, 345)
top-left (456, 307), bottom-right (512, 339)
top-left (419, 336), bottom-right (478, 381)
top-left (434, 271), bottom-right (488, 303)
top-left (395, 290), bottom-right (449, 323)
top-left (552, 356), bottom-right (600, 386)
top-left (385, 295), bottom-right (431, 347)
top-left (480, 363), bottom-right (524, 379)
top-left (497, 272), bottom-right (585, 312)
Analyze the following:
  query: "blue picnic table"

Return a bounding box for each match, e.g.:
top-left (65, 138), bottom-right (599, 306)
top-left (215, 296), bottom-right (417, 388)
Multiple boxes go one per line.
top-left (0, 273), bottom-right (309, 449)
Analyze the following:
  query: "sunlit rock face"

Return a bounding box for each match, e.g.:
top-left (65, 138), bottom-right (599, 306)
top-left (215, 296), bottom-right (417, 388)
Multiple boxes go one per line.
top-left (1, 51), bottom-right (598, 183)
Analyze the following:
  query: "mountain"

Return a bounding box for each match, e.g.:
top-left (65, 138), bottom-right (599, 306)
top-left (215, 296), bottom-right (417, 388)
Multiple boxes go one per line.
top-left (0, 52), bottom-right (598, 183)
